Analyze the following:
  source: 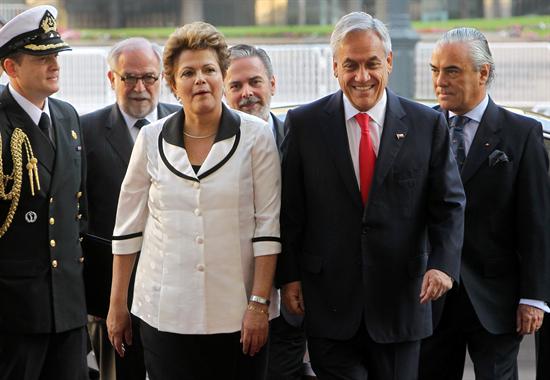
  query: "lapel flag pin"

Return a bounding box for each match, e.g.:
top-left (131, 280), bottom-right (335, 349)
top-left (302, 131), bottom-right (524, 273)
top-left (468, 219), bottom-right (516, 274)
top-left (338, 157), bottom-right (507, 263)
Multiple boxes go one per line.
top-left (396, 133), bottom-right (405, 140)
top-left (71, 130), bottom-right (77, 140)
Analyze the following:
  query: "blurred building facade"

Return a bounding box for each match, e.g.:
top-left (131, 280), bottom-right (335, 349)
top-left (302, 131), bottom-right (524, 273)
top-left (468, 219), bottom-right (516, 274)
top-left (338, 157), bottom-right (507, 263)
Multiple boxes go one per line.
top-left (0, 0), bottom-right (548, 28)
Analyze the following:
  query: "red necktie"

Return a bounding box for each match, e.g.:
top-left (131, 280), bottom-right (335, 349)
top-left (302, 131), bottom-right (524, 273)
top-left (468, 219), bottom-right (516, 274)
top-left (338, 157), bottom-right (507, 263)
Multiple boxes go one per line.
top-left (355, 113), bottom-right (376, 205)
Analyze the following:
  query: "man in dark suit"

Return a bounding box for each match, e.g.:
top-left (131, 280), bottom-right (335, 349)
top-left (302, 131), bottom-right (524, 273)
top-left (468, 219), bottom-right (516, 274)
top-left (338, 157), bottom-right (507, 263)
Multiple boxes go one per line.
top-left (278, 12), bottom-right (465, 380)
top-left (224, 44), bottom-right (308, 380)
top-left (81, 37), bottom-right (179, 380)
top-left (419, 28), bottom-right (550, 380)
top-left (0, 6), bottom-right (88, 379)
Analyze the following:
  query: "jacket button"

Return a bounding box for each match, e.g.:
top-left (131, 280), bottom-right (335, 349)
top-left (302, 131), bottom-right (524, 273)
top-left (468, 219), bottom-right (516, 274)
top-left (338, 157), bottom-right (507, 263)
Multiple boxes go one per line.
top-left (49, 217), bottom-right (55, 225)
top-left (51, 259), bottom-right (58, 268)
top-left (194, 208), bottom-right (201, 216)
top-left (76, 191), bottom-right (82, 199)
top-left (193, 182), bottom-right (200, 189)
top-left (79, 237), bottom-right (84, 242)
top-left (76, 214), bottom-right (82, 220)
top-left (79, 257), bottom-right (85, 263)
top-left (196, 264), bottom-right (205, 272)
top-left (49, 197), bottom-right (54, 203)
top-left (50, 239), bottom-right (56, 248)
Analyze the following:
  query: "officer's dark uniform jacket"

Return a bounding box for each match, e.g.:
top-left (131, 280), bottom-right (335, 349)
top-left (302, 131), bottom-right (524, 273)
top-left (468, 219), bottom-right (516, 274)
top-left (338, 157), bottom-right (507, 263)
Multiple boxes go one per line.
top-left (0, 87), bottom-right (87, 334)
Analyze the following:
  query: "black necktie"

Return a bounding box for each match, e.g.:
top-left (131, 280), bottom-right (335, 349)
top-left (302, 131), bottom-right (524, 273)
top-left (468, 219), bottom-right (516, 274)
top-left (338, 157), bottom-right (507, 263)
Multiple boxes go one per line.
top-left (450, 115), bottom-right (470, 170)
top-left (38, 112), bottom-right (54, 147)
top-left (134, 119), bottom-right (150, 129)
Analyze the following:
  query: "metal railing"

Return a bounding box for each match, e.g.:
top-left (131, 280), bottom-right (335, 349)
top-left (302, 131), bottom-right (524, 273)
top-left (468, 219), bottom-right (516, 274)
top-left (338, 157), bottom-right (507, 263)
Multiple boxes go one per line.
top-left (0, 42), bottom-right (547, 114)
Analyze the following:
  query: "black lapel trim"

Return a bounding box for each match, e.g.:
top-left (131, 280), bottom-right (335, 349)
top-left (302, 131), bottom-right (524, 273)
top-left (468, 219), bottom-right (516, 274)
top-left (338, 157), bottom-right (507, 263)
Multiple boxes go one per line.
top-left (112, 232), bottom-right (143, 240)
top-left (198, 129), bottom-right (240, 180)
top-left (158, 129), bottom-right (198, 182)
top-left (160, 104), bottom-right (241, 181)
top-left (251, 236), bottom-right (281, 243)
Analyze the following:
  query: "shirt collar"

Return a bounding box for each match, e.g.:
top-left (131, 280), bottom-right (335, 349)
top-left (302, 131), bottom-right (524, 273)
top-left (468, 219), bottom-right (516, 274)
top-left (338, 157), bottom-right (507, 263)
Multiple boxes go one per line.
top-left (8, 83), bottom-right (50, 126)
top-left (343, 89), bottom-right (387, 127)
top-left (119, 106), bottom-right (158, 128)
top-left (449, 94), bottom-right (489, 123)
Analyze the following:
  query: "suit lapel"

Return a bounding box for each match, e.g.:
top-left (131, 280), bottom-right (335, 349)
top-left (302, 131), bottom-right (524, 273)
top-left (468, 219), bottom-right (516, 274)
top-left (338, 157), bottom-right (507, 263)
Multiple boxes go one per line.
top-left (0, 89), bottom-right (55, 175)
top-left (49, 100), bottom-right (73, 195)
top-left (106, 105), bottom-right (133, 167)
top-left (460, 98), bottom-right (501, 185)
top-left (370, 91), bottom-right (409, 197)
top-left (319, 91), bottom-right (363, 208)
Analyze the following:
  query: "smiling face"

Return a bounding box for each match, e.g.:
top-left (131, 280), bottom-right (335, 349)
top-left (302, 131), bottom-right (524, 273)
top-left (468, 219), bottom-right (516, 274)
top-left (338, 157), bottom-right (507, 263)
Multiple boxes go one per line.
top-left (171, 48), bottom-right (224, 118)
top-left (4, 53), bottom-right (60, 108)
top-left (430, 42), bottom-right (489, 115)
top-left (333, 30), bottom-right (392, 112)
top-left (224, 56), bottom-right (275, 121)
top-left (108, 47), bottom-right (161, 118)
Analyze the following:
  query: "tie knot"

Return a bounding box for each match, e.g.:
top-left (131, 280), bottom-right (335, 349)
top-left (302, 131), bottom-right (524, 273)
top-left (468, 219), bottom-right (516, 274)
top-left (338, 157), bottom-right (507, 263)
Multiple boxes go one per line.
top-left (38, 112), bottom-right (51, 132)
top-left (134, 119), bottom-right (150, 129)
top-left (450, 115), bottom-right (470, 129)
top-left (355, 113), bottom-right (370, 134)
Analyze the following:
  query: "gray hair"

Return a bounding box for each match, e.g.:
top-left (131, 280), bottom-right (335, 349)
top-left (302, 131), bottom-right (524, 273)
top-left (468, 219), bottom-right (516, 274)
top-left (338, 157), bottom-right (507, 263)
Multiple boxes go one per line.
top-left (435, 27), bottom-right (495, 86)
top-left (228, 44), bottom-right (274, 78)
top-left (330, 12), bottom-right (392, 57)
top-left (107, 37), bottom-right (162, 72)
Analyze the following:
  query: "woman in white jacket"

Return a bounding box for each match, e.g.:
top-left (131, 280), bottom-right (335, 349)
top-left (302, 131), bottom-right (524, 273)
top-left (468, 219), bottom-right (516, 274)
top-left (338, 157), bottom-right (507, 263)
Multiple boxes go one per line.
top-left (106, 22), bottom-right (281, 380)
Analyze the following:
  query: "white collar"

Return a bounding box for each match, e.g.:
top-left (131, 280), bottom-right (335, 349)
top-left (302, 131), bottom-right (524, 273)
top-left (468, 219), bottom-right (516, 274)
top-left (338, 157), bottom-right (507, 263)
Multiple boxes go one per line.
top-left (449, 94), bottom-right (489, 123)
top-left (8, 84), bottom-right (50, 126)
top-left (343, 89), bottom-right (387, 127)
top-left (119, 106), bottom-right (158, 128)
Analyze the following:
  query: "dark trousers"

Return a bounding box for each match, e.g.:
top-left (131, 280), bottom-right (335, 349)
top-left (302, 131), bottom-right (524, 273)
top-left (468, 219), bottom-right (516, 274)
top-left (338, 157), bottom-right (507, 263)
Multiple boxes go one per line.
top-left (419, 285), bottom-right (522, 380)
top-left (267, 315), bottom-right (307, 380)
top-left (536, 319), bottom-right (550, 380)
top-left (307, 322), bottom-right (420, 380)
top-left (0, 326), bottom-right (88, 380)
top-left (140, 319), bottom-right (268, 380)
top-left (88, 314), bottom-right (146, 380)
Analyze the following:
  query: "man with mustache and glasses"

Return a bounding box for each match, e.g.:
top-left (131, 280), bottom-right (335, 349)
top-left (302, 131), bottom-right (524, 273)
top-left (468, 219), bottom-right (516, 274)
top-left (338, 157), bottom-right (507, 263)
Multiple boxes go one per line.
top-left (81, 37), bottom-right (179, 380)
top-left (224, 44), bottom-right (313, 380)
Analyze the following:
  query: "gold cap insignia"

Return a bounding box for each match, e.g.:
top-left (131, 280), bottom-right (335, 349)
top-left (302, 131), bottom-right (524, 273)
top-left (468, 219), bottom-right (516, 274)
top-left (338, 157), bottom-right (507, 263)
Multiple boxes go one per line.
top-left (40, 10), bottom-right (57, 34)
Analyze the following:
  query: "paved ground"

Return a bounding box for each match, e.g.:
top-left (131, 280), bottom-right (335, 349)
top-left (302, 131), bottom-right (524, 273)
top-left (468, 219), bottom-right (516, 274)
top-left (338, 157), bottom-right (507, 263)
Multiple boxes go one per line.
top-left (88, 334), bottom-right (538, 379)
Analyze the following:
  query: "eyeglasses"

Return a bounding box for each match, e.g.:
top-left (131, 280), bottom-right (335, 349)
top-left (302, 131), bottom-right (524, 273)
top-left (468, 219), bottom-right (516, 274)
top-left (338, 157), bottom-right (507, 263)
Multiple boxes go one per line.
top-left (114, 71), bottom-right (159, 87)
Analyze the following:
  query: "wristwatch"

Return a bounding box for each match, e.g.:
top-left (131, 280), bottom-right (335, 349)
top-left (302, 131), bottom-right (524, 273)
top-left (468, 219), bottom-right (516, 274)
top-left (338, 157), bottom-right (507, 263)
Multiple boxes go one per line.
top-left (249, 295), bottom-right (270, 306)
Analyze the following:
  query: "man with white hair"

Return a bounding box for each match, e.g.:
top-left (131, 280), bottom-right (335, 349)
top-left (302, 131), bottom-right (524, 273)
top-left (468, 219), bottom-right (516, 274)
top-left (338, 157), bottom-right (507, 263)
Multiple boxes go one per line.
top-left (420, 27), bottom-right (550, 380)
top-left (81, 37), bottom-right (179, 380)
top-left (278, 11), bottom-right (465, 379)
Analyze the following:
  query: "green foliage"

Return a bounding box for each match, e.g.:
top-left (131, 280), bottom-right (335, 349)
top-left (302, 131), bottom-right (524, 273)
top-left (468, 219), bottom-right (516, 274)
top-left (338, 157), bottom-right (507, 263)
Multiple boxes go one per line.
top-left (76, 15), bottom-right (550, 41)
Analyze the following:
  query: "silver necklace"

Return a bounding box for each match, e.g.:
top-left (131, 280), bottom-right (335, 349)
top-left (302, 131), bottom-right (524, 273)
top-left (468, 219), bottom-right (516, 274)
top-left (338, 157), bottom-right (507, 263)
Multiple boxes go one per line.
top-left (183, 130), bottom-right (217, 139)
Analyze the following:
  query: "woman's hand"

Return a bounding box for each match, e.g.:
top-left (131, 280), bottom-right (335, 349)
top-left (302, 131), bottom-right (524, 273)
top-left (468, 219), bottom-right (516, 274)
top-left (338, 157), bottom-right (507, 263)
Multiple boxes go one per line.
top-left (240, 304), bottom-right (269, 356)
top-left (107, 304), bottom-right (133, 357)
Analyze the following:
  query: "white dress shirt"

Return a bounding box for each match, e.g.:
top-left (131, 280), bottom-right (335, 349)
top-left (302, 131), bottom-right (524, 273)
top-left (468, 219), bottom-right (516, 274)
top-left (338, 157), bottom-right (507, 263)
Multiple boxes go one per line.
top-left (343, 90), bottom-right (387, 186)
top-left (112, 106), bottom-right (282, 334)
top-left (8, 84), bottom-right (51, 125)
top-left (119, 107), bottom-right (158, 142)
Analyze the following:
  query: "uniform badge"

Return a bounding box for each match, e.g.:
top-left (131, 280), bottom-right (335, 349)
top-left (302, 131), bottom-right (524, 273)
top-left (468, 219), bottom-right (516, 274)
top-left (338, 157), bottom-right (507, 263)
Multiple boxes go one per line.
top-left (25, 211), bottom-right (38, 223)
top-left (71, 130), bottom-right (78, 140)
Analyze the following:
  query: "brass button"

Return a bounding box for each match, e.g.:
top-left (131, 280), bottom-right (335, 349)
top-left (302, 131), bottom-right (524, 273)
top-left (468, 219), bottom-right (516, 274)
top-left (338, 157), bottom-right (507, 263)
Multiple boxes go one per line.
top-left (50, 239), bottom-right (56, 248)
top-left (79, 257), bottom-right (84, 263)
top-left (49, 197), bottom-right (54, 203)
top-left (51, 259), bottom-right (58, 268)
top-left (76, 191), bottom-right (82, 199)
top-left (49, 217), bottom-right (55, 225)
top-left (76, 214), bottom-right (82, 220)
top-left (78, 237), bottom-right (83, 242)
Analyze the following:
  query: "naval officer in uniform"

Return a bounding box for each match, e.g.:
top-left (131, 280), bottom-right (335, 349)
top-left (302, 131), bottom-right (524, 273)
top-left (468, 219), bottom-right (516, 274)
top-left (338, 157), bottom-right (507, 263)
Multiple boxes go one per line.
top-left (0, 6), bottom-right (88, 380)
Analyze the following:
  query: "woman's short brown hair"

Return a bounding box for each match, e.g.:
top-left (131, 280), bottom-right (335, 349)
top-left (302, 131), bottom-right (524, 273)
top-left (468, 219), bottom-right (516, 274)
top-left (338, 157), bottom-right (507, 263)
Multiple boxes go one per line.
top-left (163, 22), bottom-right (230, 90)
